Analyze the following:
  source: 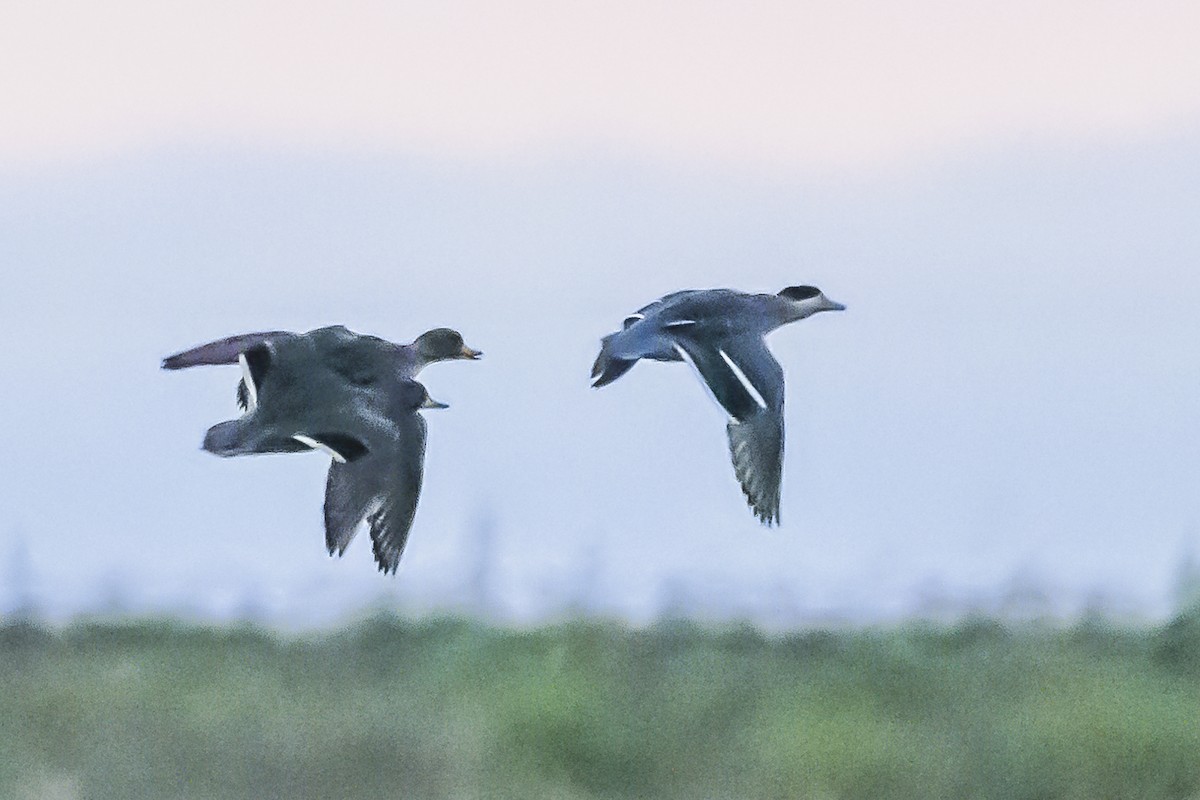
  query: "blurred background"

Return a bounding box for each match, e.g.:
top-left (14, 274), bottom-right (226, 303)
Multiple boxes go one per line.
top-left (2, 2), bottom-right (1199, 798)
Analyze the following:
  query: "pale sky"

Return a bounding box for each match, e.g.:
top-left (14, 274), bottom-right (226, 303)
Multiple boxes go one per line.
top-left (2, 3), bottom-right (1199, 625)
top-left (2, 1), bottom-right (1199, 171)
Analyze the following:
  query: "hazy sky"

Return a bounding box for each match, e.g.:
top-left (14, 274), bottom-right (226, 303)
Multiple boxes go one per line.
top-left (2, 3), bottom-right (1198, 624)
top-left (3, 2), bottom-right (1199, 171)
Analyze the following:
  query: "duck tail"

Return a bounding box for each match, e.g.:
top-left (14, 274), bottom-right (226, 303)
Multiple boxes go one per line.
top-left (202, 419), bottom-right (257, 457)
top-left (590, 337), bottom-right (636, 388)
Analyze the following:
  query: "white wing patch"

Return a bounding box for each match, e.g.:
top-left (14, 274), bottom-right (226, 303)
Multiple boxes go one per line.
top-left (237, 353), bottom-right (259, 412)
top-left (663, 319), bottom-right (697, 329)
top-left (293, 434), bottom-right (348, 464)
top-left (718, 348), bottom-right (768, 410)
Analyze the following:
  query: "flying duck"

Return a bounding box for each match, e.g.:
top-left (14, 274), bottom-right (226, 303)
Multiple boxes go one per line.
top-left (162, 325), bottom-right (481, 411)
top-left (591, 286), bottom-right (844, 525)
top-left (164, 325), bottom-right (476, 573)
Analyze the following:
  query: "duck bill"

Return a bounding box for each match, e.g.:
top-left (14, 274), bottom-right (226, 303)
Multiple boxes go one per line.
top-left (821, 297), bottom-right (846, 312)
top-left (460, 345), bottom-right (483, 360)
top-left (422, 396), bottom-right (450, 410)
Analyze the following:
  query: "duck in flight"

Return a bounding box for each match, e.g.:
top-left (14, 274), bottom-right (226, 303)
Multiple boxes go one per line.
top-left (591, 286), bottom-right (844, 525)
top-left (162, 325), bottom-right (481, 412)
top-left (163, 325), bottom-right (480, 573)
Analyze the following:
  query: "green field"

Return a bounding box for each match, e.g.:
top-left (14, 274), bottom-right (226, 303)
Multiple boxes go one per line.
top-left (2, 612), bottom-right (1199, 800)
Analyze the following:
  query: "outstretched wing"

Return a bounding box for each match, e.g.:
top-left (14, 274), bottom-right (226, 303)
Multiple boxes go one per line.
top-left (161, 331), bottom-right (290, 370)
top-left (670, 333), bottom-right (786, 525)
top-left (726, 412), bottom-right (784, 525)
top-left (365, 413), bottom-right (428, 574)
top-left (669, 334), bottom-right (783, 421)
top-left (323, 458), bottom-right (381, 559)
top-left (322, 410), bottom-right (427, 574)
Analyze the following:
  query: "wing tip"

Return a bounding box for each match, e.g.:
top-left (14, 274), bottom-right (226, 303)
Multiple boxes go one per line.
top-left (726, 414), bottom-right (784, 528)
top-left (752, 501), bottom-right (780, 527)
top-left (368, 511), bottom-right (404, 576)
top-left (371, 542), bottom-right (400, 575)
top-left (738, 478), bottom-right (780, 527)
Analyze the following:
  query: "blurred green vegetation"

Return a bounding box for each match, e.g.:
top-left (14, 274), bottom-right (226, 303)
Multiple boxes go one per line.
top-left (2, 612), bottom-right (1199, 800)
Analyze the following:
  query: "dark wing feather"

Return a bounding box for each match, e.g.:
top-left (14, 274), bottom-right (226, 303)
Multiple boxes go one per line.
top-left (365, 414), bottom-right (427, 574)
top-left (161, 331), bottom-right (290, 370)
top-left (309, 433), bottom-right (371, 463)
top-left (671, 333), bottom-right (786, 525)
top-left (669, 334), bottom-right (782, 422)
top-left (727, 413), bottom-right (784, 525)
top-left (323, 460), bottom-right (382, 558)
top-left (321, 408), bottom-right (427, 574)
top-left (241, 343), bottom-right (273, 392)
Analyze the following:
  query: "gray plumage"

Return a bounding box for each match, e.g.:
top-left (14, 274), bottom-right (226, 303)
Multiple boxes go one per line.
top-left (164, 325), bottom-right (471, 574)
top-left (591, 285), bottom-right (844, 525)
top-left (163, 325), bottom-right (481, 410)
top-left (196, 332), bottom-right (377, 461)
top-left (321, 378), bottom-right (442, 574)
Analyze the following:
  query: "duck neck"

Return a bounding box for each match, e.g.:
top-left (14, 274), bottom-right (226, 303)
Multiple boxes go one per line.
top-left (765, 296), bottom-right (809, 329)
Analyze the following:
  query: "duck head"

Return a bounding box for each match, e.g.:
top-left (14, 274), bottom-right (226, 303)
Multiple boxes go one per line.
top-left (777, 285), bottom-right (846, 319)
top-left (412, 328), bottom-right (483, 365)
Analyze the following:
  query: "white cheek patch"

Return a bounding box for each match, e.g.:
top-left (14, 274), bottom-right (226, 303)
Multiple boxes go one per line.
top-left (237, 353), bottom-right (259, 412)
top-left (718, 348), bottom-right (768, 410)
top-left (292, 434), bottom-right (348, 464)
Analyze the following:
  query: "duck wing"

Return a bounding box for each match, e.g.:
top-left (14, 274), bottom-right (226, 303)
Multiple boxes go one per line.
top-left (725, 410), bottom-right (784, 526)
top-left (161, 331), bottom-right (291, 370)
top-left (323, 407), bottom-right (427, 574)
top-left (323, 458), bottom-right (377, 560)
top-left (670, 333), bottom-right (786, 525)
